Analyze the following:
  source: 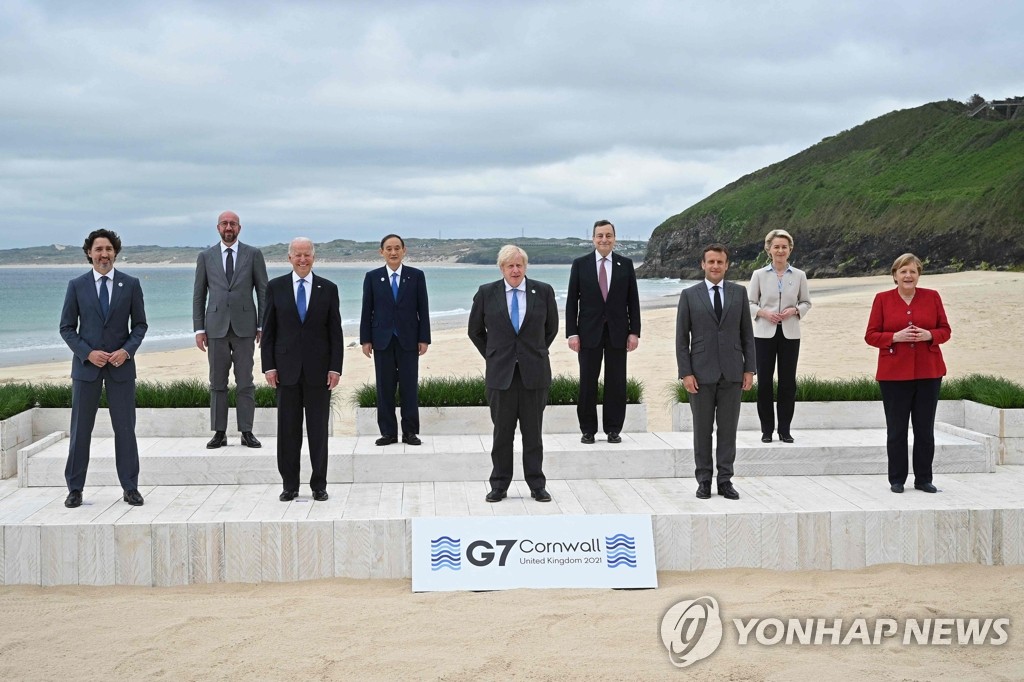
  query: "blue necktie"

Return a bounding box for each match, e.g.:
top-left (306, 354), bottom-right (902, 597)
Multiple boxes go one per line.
top-left (391, 272), bottom-right (399, 301)
top-left (511, 288), bottom-right (520, 334)
top-left (98, 275), bottom-right (110, 319)
top-left (297, 278), bottom-right (307, 323)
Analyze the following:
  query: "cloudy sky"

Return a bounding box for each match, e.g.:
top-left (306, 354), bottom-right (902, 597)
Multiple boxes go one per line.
top-left (1, 0), bottom-right (1021, 248)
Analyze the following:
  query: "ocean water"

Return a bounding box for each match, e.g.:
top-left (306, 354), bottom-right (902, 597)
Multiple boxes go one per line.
top-left (1, 264), bottom-right (692, 367)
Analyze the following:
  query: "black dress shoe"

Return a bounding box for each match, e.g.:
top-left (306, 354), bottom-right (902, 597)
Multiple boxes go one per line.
top-left (779, 434), bottom-right (795, 443)
top-left (485, 489), bottom-right (507, 503)
top-left (914, 483), bottom-right (938, 493)
top-left (761, 434), bottom-right (773, 443)
top-left (531, 488), bottom-right (552, 502)
top-left (123, 489), bottom-right (145, 506)
top-left (402, 434), bottom-right (422, 446)
top-left (717, 482), bottom-right (740, 500)
top-left (890, 483), bottom-right (904, 493)
top-left (206, 431), bottom-right (228, 449)
top-left (64, 490), bottom-right (82, 508)
top-left (240, 431), bottom-right (262, 448)
top-left (696, 481), bottom-right (711, 499)
top-left (607, 432), bottom-right (622, 444)
top-left (580, 433), bottom-right (595, 444)
top-left (312, 489), bottom-right (329, 502)
top-left (279, 490), bottom-right (299, 502)
top-left (375, 435), bottom-right (398, 446)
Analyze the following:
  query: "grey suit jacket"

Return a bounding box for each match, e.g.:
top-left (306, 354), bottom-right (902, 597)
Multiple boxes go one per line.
top-left (59, 269), bottom-right (148, 382)
top-left (468, 278), bottom-right (559, 391)
top-left (676, 280), bottom-right (756, 384)
top-left (747, 265), bottom-right (812, 339)
top-left (192, 242), bottom-right (268, 339)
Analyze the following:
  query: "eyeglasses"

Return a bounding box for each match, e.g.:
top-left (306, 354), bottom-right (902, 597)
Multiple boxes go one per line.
top-left (218, 221), bottom-right (239, 228)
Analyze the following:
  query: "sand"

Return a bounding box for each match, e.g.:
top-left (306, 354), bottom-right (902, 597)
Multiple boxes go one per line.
top-left (1, 270), bottom-right (1022, 679)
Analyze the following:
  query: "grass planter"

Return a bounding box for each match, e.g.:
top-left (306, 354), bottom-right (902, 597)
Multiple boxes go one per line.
top-left (352, 374), bottom-right (646, 435)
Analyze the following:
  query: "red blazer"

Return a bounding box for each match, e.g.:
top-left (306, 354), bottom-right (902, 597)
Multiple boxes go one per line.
top-left (865, 287), bottom-right (950, 381)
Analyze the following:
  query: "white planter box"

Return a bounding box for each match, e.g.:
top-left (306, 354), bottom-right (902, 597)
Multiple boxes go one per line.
top-left (356, 404), bottom-right (647, 435)
top-left (961, 401), bottom-right (1024, 465)
top-left (0, 410), bottom-right (34, 479)
top-left (31, 407), bottom-right (284, 439)
top-left (672, 400), bottom-right (966, 432)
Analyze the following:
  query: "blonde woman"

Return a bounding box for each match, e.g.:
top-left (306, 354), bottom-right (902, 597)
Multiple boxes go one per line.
top-left (747, 229), bottom-right (811, 443)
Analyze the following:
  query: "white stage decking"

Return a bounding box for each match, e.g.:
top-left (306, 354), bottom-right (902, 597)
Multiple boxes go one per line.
top-left (1, 462), bottom-right (1022, 587)
top-left (17, 428), bottom-right (994, 487)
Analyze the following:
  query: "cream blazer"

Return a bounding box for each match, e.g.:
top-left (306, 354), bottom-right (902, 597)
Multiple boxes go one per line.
top-left (747, 265), bottom-right (812, 339)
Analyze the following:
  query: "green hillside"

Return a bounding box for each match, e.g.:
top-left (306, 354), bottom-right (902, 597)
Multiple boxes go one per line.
top-left (638, 99), bottom-right (1024, 279)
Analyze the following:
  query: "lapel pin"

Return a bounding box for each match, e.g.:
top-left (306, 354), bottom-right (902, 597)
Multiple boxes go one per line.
top-left (531, 289), bottom-right (536, 294)
top-left (380, 277), bottom-right (385, 282)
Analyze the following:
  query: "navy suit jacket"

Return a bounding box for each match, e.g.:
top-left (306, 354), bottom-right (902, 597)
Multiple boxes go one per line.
top-left (566, 250), bottom-right (641, 348)
top-left (359, 266), bottom-right (431, 351)
top-left (261, 273), bottom-right (344, 386)
top-left (468, 278), bottom-right (558, 391)
top-left (59, 269), bottom-right (148, 382)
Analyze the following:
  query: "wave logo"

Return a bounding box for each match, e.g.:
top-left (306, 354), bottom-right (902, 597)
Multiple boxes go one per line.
top-left (660, 596), bottom-right (723, 668)
top-left (430, 535), bottom-right (460, 571)
top-left (605, 533), bottom-right (636, 568)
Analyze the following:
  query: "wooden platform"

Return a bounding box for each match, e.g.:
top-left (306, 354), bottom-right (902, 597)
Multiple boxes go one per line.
top-left (1, 464), bottom-right (1022, 587)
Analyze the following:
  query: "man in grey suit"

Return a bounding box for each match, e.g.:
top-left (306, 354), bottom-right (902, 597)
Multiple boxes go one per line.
top-left (468, 245), bottom-right (559, 503)
top-left (676, 244), bottom-right (756, 500)
top-left (193, 210), bottom-right (269, 449)
top-left (59, 229), bottom-right (148, 508)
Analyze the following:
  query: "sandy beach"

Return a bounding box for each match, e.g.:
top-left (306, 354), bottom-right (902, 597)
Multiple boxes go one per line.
top-left (1, 270), bottom-right (1023, 680)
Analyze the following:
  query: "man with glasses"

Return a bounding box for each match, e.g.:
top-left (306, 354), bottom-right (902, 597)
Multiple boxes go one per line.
top-left (192, 211), bottom-right (269, 449)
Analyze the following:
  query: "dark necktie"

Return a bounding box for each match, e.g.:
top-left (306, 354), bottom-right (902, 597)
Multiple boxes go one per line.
top-left (598, 257), bottom-right (609, 301)
top-left (99, 275), bottom-right (110, 319)
top-left (391, 272), bottom-right (399, 300)
top-left (713, 285), bottom-right (723, 321)
top-left (297, 278), bottom-right (307, 323)
top-left (511, 288), bottom-right (520, 334)
top-left (225, 247), bottom-right (234, 282)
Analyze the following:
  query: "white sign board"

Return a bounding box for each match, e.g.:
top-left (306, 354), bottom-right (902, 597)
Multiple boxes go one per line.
top-left (411, 514), bottom-right (658, 592)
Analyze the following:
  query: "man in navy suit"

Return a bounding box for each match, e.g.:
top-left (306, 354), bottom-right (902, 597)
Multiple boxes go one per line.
top-left (59, 229), bottom-right (148, 508)
top-left (261, 238), bottom-right (344, 502)
top-left (359, 234), bottom-right (431, 446)
top-left (468, 245), bottom-right (559, 503)
top-left (675, 244), bottom-right (756, 501)
top-left (566, 219), bottom-right (641, 444)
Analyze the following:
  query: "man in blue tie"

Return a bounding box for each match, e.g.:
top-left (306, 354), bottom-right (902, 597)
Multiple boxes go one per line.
top-left (359, 234), bottom-right (431, 446)
top-left (59, 229), bottom-right (148, 508)
top-left (261, 238), bottom-right (344, 502)
top-left (468, 245), bottom-right (559, 503)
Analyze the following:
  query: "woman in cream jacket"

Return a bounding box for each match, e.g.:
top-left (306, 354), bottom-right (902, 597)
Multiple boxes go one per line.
top-left (747, 229), bottom-right (812, 443)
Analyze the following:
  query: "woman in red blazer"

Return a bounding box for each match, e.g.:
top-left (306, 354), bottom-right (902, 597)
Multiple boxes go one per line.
top-left (865, 253), bottom-right (951, 494)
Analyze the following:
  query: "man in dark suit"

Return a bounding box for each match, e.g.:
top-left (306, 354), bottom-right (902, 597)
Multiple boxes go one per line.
top-left (59, 229), bottom-right (148, 508)
top-left (675, 244), bottom-right (756, 500)
top-left (193, 210), bottom-right (269, 449)
top-left (566, 219), bottom-right (641, 444)
top-left (468, 245), bottom-right (559, 503)
top-left (359, 234), bottom-right (431, 446)
top-left (261, 238), bottom-right (344, 502)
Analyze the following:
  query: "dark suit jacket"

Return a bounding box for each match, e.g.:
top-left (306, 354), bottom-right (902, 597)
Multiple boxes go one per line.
top-left (676, 280), bottom-right (756, 384)
top-left (359, 266), bottom-right (431, 351)
top-left (261, 273), bottom-right (344, 385)
top-left (59, 270), bottom-right (148, 382)
top-left (468, 278), bottom-right (559, 391)
top-left (566, 251), bottom-right (641, 348)
top-left (192, 242), bottom-right (268, 338)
